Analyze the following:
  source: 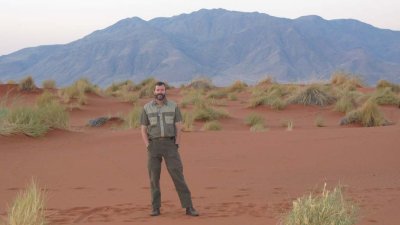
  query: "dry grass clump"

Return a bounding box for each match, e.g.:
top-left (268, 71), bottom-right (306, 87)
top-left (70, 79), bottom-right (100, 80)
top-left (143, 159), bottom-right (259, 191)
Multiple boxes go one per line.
top-left (340, 100), bottom-right (390, 127)
top-left (182, 111), bottom-right (194, 132)
top-left (42, 79), bottom-right (56, 89)
top-left (202, 120), bottom-right (221, 131)
top-left (180, 90), bottom-right (206, 108)
top-left (334, 90), bottom-right (360, 113)
top-left (18, 76), bottom-right (37, 92)
top-left (35, 91), bottom-right (58, 107)
top-left (330, 71), bottom-right (363, 90)
top-left (206, 88), bottom-right (228, 99)
top-left (376, 80), bottom-right (400, 93)
top-left (0, 102), bottom-right (69, 137)
top-left (105, 80), bottom-right (135, 95)
top-left (227, 93), bottom-right (237, 101)
top-left (58, 78), bottom-right (98, 104)
top-left (187, 77), bottom-right (215, 90)
top-left (193, 103), bottom-right (229, 122)
top-left (124, 106), bottom-right (142, 128)
top-left (6, 179), bottom-right (47, 225)
top-left (314, 116), bottom-right (325, 127)
top-left (227, 80), bottom-right (248, 92)
top-left (370, 87), bottom-right (400, 107)
top-left (248, 84), bottom-right (288, 110)
top-left (288, 84), bottom-right (336, 106)
top-left (281, 119), bottom-right (294, 131)
top-left (138, 78), bottom-right (158, 98)
top-left (244, 113), bottom-right (264, 127)
top-left (281, 184), bottom-right (358, 225)
top-left (256, 76), bottom-right (275, 87)
top-left (7, 80), bottom-right (17, 85)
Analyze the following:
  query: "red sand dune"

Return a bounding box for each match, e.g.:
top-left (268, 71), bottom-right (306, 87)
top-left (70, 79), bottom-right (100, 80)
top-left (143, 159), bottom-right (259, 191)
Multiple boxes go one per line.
top-left (1, 86), bottom-right (399, 225)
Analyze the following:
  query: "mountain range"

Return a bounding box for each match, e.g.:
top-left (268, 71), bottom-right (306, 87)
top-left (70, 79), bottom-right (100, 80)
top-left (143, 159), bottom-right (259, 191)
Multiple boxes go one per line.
top-left (0, 8), bottom-right (399, 86)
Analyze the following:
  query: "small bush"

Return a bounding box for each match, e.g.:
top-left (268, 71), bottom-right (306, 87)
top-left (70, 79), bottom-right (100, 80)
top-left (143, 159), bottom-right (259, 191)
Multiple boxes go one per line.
top-left (334, 91), bottom-right (358, 113)
top-left (244, 113), bottom-right (264, 127)
top-left (18, 76), bottom-right (37, 92)
top-left (202, 120), bottom-right (221, 131)
top-left (256, 76), bottom-right (275, 87)
top-left (331, 71), bottom-right (363, 89)
top-left (281, 184), bottom-right (358, 225)
top-left (288, 85), bottom-right (336, 106)
top-left (207, 89), bottom-right (228, 99)
top-left (7, 179), bottom-right (47, 225)
top-left (125, 106), bottom-right (142, 128)
top-left (340, 100), bottom-right (389, 127)
top-left (42, 79), bottom-right (56, 89)
top-left (376, 80), bottom-right (400, 93)
top-left (180, 90), bottom-right (206, 108)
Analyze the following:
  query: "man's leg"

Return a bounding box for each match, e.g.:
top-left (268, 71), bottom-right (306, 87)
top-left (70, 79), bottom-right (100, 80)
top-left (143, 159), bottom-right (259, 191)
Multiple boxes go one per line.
top-left (148, 145), bottom-right (162, 210)
top-left (164, 142), bottom-right (193, 208)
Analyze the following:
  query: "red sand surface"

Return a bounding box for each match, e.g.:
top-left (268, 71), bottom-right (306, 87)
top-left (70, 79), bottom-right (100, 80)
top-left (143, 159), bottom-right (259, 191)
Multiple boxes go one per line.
top-left (1, 86), bottom-right (400, 225)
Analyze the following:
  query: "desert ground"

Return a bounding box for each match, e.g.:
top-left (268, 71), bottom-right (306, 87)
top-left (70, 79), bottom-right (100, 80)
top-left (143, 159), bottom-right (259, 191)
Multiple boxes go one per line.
top-left (1, 82), bottom-right (399, 225)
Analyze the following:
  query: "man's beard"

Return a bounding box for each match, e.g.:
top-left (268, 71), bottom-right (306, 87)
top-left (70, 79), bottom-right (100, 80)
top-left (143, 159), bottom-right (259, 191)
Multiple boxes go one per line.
top-left (155, 93), bottom-right (166, 101)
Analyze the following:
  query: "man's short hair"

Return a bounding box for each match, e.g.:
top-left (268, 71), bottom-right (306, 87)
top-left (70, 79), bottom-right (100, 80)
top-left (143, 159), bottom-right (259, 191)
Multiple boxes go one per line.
top-left (155, 81), bottom-right (166, 87)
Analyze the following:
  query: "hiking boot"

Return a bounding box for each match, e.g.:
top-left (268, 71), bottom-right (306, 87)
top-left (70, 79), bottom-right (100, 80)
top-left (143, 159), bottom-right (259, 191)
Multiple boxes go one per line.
top-left (150, 208), bottom-right (160, 216)
top-left (186, 207), bottom-right (199, 216)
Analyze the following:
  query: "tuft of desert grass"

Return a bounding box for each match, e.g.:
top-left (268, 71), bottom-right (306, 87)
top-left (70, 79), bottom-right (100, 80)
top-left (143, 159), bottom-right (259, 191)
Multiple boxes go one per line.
top-left (315, 116), bottom-right (325, 127)
top-left (182, 111), bottom-right (194, 132)
top-left (138, 78), bottom-right (157, 98)
top-left (206, 88), bottom-right (228, 99)
top-left (2, 103), bottom-right (69, 137)
top-left (7, 80), bottom-right (17, 85)
top-left (376, 80), bottom-right (400, 93)
top-left (36, 91), bottom-right (58, 107)
top-left (281, 183), bottom-right (358, 225)
top-left (125, 106), bottom-right (142, 128)
top-left (42, 79), bottom-right (56, 89)
top-left (244, 113), bottom-right (265, 127)
top-left (340, 100), bottom-right (389, 127)
top-left (180, 90), bottom-right (206, 108)
top-left (334, 90), bottom-right (358, 113)
top-left (250, 123), bottom-right (267, 132)
top-left (187, 77), bottom-right (214, 90)
top-left (256, 76), bottom-right (275, 87)
top-left (288, 84), bottom-right (336, 106)
top-left (18, 76), bottom-right (37, 92)
top-left (370, 87), bottom-right (400, 107)
top-left (248, 85), bottom-right (288, 109)
top-left (202, 120), bottom-right (221, 131)
top-left (193, 103), bottom-right (229, 122)
top-left (330, 71), bottom-right (364, 90)
top-left (227, 80), bottom-right (248, 93)
top-left (227, 93), bottom-right (237, 101)
top-left (7, 179), bottom-right (47, 225)
top-left (281, 119), bottom-right (294, 131)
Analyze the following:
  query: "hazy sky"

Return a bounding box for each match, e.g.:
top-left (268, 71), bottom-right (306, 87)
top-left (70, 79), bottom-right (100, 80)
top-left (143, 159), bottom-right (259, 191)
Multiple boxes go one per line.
top-left (1, 0), bottom-right (399, 56)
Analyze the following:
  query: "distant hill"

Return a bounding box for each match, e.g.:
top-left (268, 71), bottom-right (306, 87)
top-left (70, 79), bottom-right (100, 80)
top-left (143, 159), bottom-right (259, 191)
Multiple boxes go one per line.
top-left (0, 8), bottom-right (399, 86)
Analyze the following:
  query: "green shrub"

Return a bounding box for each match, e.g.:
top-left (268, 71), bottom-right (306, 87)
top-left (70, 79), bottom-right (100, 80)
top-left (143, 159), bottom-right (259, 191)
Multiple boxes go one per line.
top-left (18, 76), bottom-right (37, 91)
top-left (42, 79), bottom-right (56, 89)
top-left (282, 184), bottom-right (358, 225)
top-left (202, 120), bottom-right (221, 131)
top-left (7, 179), bottom-right (47, 225)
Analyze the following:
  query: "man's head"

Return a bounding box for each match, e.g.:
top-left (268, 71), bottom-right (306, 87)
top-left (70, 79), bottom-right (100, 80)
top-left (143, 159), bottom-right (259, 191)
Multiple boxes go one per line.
top-left (154, 81), bottom-right (166, 101)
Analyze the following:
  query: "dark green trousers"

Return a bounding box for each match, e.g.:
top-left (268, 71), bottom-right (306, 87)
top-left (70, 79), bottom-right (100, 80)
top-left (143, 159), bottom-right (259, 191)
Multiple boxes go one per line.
top-left (147, 138), bottom-right (193, 209)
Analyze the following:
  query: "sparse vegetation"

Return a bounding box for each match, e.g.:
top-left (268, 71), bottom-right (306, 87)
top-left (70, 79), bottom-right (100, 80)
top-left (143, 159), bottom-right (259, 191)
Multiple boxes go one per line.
top-left (340, 100), bottom-right (389, 127)
top-left (193, 103), bottom-right (229, 122)
top-left (7, 179), bottom-right (47, 225)
top-left (42, 79), bottom-right (56, 89)
top-left (207, 88), bottom-right (228, 99)
top-left (187, 77), bottom-right (214, 90)
top-left (281, 184), bottom-right (358, 225)
top-left (334, 90), bottom-right (358, 113)
top-left (281, 119), bottom-right (294, 131)
top-left (288, 84), bottom-right (336, 106)
top-left (248, 84), bottom-right (288, 110)
top-left (182, 111), bottom-right (194, 132)
top-left (36, 91), bottom-right (58, 107)
top-left (244, 113), bottom-right (265, 127)
top-left (138, 78), bottom-right (157, 98)
top-left (370, 87), bottom-right (400, 107)
top-left (18, 76), bottom-right (37, 92)
top-left (376, 79), bottom-right (400, 93)
top-left (202, 120), bottom-right (221, 131)
top-left (227, 80), bottom-right (248, 92)
top-left (331, 71), bottom-right (363, 91)
top-left (250, 123), bottom-right (266, 132)
top-left (315, 116), bottom-right (325, 127)
top-left (125, 106), bottom-right (142, 128)
top-left (227, 93), bottom-right (237, 101)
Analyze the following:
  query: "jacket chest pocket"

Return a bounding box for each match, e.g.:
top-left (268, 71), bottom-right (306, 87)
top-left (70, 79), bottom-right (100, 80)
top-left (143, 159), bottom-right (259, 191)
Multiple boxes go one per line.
top-left (164, 115), bottom-right (174, 124)
top-left (149, 116), bottom-right (158, 126)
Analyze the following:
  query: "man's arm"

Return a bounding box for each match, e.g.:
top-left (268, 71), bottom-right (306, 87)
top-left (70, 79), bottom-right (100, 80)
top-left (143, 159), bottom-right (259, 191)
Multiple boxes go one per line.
top-left (175, 122), bottom-right (182, 146)
top-left (141, 125), bottom-right (149, 148)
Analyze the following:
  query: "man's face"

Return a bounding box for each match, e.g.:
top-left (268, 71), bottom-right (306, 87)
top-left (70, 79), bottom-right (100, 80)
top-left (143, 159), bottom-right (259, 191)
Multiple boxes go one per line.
top-left (154, 85), bottom-right (166, 100)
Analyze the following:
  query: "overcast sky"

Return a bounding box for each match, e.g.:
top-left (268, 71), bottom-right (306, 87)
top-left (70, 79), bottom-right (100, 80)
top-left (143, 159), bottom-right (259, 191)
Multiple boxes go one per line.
top-left (1, 0), bottom-right (399, 56)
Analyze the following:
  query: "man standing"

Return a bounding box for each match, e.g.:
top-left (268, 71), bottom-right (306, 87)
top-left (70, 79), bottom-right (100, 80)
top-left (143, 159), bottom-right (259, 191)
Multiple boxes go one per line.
top-left (140, 81), bottom-right (199, 217)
